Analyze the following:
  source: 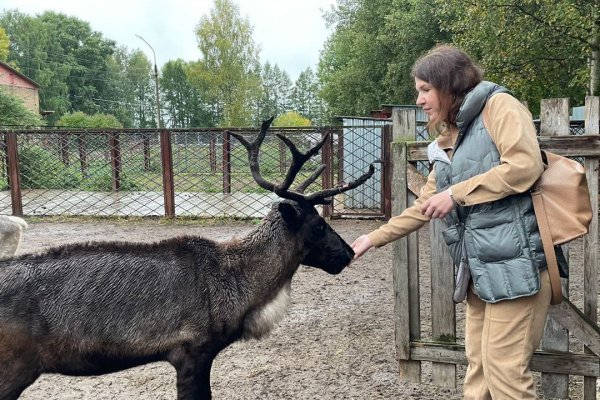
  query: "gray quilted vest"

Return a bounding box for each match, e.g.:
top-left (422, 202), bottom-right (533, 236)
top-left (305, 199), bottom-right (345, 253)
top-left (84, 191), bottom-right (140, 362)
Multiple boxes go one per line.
top-left (428, 81), bottom-right (546, 303)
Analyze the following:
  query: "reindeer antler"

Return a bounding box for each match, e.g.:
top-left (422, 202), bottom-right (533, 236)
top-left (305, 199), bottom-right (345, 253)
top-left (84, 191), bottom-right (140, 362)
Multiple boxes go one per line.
top-left (229, 118), bottom-right (374, 205)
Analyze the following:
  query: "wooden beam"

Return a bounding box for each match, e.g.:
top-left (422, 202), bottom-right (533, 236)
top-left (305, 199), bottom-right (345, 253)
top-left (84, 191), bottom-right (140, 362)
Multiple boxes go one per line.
top-left (410, 341), bottom-right (599, 377)
top-left (407, 136), bottom-right (600, 162)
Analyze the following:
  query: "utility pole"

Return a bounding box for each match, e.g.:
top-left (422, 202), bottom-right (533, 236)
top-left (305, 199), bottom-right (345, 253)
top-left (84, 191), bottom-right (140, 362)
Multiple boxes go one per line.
top-left (135, 34), bottom-right (162, 128)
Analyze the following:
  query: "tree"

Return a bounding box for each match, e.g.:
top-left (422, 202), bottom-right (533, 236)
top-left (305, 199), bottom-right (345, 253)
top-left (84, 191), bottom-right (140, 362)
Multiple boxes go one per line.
top-left (161, 59), bottom-right (213, 127)
top-left (0, 27), bottom-right (8, 61)
top-left (273, 111), bottom-right (311, 127)
top-left (258, 62), bottom-right (293, 121)
top-left (318, 0), bottom-right (446, 120)
top-left (291, 67), bottom-right (327, 124)
top-left (127, 50), bottom-right (155, 128)
top-left (0, 88), bottom-right (42, 128)
top-left (191, 0), bottom-right (261, 127)
top-left (435, 0), bottom-right (597, 113)
top-left (57, 111), bottom-right (122, 128)
top-left (0, 10), bottom-right (117, 125)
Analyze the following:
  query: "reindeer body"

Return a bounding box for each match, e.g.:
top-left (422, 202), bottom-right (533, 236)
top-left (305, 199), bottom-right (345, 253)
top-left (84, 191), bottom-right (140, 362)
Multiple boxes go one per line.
top-left (0, 201), bottom-right (354, 399)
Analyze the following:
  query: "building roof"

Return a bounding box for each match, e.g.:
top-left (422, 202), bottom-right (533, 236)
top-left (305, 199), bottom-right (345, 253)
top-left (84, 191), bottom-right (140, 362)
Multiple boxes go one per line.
top-left (0, 61), bottom-right (40, 88)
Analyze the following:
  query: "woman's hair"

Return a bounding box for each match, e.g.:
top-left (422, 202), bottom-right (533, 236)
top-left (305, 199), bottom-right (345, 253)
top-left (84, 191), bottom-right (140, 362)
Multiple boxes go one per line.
top-left (411, 44), bottom-right (484, 133)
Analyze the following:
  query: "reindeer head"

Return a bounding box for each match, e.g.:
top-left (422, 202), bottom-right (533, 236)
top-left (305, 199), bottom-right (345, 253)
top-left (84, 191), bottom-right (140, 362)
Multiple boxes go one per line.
top-left (229, 118), bottom-right (374, 274)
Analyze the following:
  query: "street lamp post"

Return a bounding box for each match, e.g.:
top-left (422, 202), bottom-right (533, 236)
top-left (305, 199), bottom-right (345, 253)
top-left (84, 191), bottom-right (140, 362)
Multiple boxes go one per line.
top-left (135, 34), bottom-right (162, 129)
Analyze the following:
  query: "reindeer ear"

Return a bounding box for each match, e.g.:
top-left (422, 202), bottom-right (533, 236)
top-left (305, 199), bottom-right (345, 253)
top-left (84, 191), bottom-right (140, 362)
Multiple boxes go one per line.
top-left (278, 202), bottom-right (303, 230)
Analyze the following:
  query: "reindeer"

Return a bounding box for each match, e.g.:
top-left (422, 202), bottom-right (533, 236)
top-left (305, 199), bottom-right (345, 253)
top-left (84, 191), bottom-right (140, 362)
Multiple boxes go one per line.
top-left (0, 215), bottom-right (27, 260)
top-left (0, 118), bottom-right (374, 400)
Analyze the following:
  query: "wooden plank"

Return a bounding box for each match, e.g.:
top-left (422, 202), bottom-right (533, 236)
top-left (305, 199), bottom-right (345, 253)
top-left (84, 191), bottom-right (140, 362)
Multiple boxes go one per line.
top-left (540, 98), bottom-right (570, 136)
top-left (549, 299), bottom-right (600, 356)
top-left (159, 129), bottom-right (175, 218)
top-left (410, 342), bottom-right (600, 377)
top-left (585, 96), bottom-right (600, 135)
top-left (583, 95), bottom-right (599, 400)
top-left (429, 217), bottom-right (456, 387)
top-left (391, 141), bottom-right (420, 382)
top-left (540, 97), bottom-right (570, 399)
top-left (5, 132), bottom-right (23, 216)
top-left (407, 136), bottom-right (600, 162)
top-left (407, 192), bottom-right (421, 340)
top-left (407, 163), bottom-right (427, 196)
top-left (392, 108), bottom-right (416, 142)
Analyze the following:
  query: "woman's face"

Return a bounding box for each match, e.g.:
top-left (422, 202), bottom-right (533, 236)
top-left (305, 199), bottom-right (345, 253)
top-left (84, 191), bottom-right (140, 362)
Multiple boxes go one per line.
top-left (415, 78), bottom-right (442, 121)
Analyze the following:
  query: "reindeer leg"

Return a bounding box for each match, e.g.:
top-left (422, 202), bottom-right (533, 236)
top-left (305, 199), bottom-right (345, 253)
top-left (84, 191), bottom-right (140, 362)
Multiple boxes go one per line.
top-left (0, 351), bottom-right (41, 400)
top-left (170, 348), bottom-right (215, 400)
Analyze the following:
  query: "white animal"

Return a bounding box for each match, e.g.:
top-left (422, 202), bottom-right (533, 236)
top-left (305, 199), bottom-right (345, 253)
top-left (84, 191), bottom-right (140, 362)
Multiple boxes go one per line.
top-left (0, 215), bottom-right (27, 260)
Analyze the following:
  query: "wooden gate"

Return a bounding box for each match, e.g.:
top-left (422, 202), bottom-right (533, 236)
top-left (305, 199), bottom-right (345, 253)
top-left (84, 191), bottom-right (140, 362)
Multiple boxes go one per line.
top-left (390, 96), bottom-right (600, 399)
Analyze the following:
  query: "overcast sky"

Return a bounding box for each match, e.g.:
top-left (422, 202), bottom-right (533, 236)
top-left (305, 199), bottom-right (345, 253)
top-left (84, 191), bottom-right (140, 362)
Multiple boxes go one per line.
top-left (2, 0), bottom-right (336, 80)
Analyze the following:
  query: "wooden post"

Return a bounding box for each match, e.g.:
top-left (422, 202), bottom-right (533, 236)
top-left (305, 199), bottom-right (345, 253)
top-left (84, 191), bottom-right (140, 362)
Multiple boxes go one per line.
top-left (540, 98), bottom-right (570, 399)
top-left (430, 216), bottom-right (457, 387)
top-left (321, 128), bottom-right (333, 218)
top-left (392, 107), bottom-right (416, 141)
top-left (6, 131), bottom-right (23, 216)
top-left (160, 129), bottom-right (175, 218)
top-left (540, 98), bottom-right (570, 136)
top-left (583, 95), bottom-right (599, 400)
top-left (279, 139), bottom-right (286, 174)
top-left (391, 107), bottom-right (421, 382)
top-left (210, 135), bottom-right (217, 173)
top-left (382, 125), bottom-right (392, 219)
top-left (222, 131), bottom-right (231, 194)
top-left (143, 133), bottom-right (151, 171)
top-left (59, 132), bottom-right (70, 166)
top-left (109, 132), bottom-right (121, 192)
top-left (77, 133), bottom-right (88, 177)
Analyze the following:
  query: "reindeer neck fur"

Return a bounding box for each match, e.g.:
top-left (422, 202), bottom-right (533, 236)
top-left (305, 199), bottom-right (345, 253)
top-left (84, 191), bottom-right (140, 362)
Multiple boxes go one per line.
top-left (221, 207), bottom-right (301, 340)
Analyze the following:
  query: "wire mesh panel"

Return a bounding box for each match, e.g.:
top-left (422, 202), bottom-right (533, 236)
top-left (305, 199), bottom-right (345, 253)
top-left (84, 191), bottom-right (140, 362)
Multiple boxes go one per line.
top-left (337, 125), bottom-right (385, 217)
top-left (171, 128), bottom-right (327, 218)
top-left (5, 130), bottom-right (164, 216)
top-left (0, 127), bottom-right (386, 219)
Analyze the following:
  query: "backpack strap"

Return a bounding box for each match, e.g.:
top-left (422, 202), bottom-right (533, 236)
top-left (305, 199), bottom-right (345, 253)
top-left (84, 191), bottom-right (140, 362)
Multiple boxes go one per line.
top-left (531, 188), bottom-right (563, 305)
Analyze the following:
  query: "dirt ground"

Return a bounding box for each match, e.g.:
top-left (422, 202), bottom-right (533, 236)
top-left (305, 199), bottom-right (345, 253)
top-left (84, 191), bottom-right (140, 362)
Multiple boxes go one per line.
top-left (10, 217), bottom-right (589, 399)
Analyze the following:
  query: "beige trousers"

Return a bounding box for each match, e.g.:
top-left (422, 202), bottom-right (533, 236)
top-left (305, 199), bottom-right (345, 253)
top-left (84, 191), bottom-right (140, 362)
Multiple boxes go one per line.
top-left (463, 270), bottom-right (551, 399)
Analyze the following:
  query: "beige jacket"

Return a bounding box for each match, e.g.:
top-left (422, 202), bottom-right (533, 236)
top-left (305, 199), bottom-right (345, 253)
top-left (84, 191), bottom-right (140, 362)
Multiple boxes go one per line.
top-left (367, 92), bottom-right (543, 248)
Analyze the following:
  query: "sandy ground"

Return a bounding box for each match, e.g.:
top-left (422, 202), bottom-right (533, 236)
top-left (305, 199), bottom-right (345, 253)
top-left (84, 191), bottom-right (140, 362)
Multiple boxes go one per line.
top-left (7, 217), bottom-right (591, 399)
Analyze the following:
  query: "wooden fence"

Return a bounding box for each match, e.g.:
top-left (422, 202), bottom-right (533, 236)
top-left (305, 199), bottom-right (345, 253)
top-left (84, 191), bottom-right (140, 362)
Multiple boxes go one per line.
top-left (389, 96), bottom-right (600, 399)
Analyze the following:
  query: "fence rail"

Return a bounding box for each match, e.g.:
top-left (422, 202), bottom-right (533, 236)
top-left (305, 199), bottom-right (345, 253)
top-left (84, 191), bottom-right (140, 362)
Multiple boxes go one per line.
top-left (0, 126), bottom-right (387, 219)
top-left (390, 96), bottom-right (600, 399)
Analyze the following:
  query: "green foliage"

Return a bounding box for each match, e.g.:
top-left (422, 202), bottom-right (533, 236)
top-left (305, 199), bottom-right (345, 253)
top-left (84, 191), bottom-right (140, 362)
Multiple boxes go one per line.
top-left (317, 0), bottom-right (446, 119)
top-left (0, 88), bottom-right (42, 128)
top-left (191, 0), bottom-right (262, 127)
top-left (434, 0), bottom-right (595, 113)
top-left (256, 62), bottom-right (293, 124)
top-left (57, 111), bottom-right (123, 128)
top-left (161, 59), bottom-right (214, 128)
top-left (0, 10), bottom-right (118, 125)
top-left (79, 169), bottom-right (140, 192)
top-left (18, 145), bottom-right (81, 189)
top-left (0, 27), bottom-right (8, 61)
top-left (273, 111), bottom-right (311, 127)
top-left (290, 68), bottom-right (326, 125)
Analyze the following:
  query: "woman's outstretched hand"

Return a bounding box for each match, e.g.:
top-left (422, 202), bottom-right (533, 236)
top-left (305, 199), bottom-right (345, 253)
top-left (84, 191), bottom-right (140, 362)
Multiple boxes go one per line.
top-left (350, 235), bottom-right (374, 261)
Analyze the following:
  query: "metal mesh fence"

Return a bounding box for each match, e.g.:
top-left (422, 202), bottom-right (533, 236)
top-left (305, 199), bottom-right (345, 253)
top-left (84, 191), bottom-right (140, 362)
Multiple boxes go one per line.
top-left (170, 128), bottom-right (330, 218)
top-left (1, 127), bottom-right (386, 219)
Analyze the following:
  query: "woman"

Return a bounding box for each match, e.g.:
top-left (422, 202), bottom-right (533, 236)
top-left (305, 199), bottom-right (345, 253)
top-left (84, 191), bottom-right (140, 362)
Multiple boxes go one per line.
top-left (351, 45), bottom-right (551, 399)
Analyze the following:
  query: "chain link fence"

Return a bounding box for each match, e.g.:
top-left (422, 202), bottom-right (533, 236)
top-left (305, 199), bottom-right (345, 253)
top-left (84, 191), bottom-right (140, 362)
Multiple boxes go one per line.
top-left (0, 126), bottom-right (387, 219)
